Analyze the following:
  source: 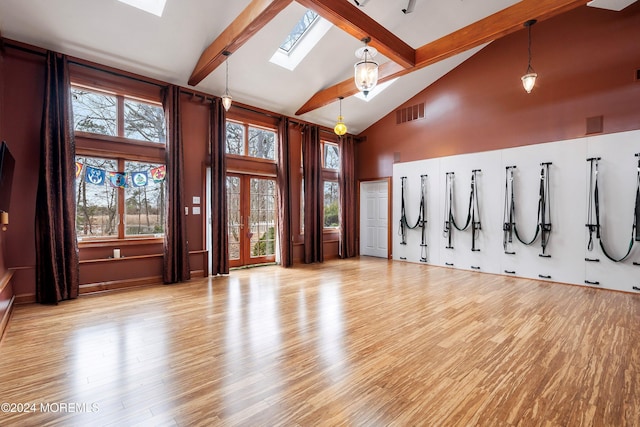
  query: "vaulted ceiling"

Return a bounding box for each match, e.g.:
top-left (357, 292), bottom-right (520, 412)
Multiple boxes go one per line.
top-left (1, 0), bottom-right (630, 134)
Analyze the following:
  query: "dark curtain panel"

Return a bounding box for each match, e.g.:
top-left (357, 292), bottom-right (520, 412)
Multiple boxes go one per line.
top-left (302, 125), bottom-right (323, 263)
top-left (210, 99), bottom-right (229, 275)
top-left (276, 117), bottom-right (293, 267)
top-left (35, 51), bottom-right (80, 304)
top-left (162, 85), bottom-right (190, 283)
top-left (339, 135), bottom-right (357, 258)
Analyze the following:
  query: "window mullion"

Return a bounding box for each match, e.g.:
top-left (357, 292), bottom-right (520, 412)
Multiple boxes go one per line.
top-left (117, 158), bottom-right (126, 239)
top-left (244, 123), bottom-right (249, 157)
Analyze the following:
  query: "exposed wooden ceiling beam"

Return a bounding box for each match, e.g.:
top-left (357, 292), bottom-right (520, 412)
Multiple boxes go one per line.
top-left (295, 0), bottom-right (589, 116)
top-left (296, 0), bottom-right (415, 68)
top-left (188, 0), bottom-right (293, 87)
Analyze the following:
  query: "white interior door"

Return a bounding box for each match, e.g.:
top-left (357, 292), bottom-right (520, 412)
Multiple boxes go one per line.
top-left (360, 180), bottom-right (389, 258)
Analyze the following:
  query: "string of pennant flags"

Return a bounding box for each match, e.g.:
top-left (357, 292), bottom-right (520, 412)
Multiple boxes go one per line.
top-left (75, 162), bottom-right (166, 188)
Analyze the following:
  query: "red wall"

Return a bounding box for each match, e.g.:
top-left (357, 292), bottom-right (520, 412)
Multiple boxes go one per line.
top-left (0, 42), bottom-right (340, 303)
top-left (356, 4), bottom-right (640, 180)
top-left (0, 49), bottom-right (45, 300)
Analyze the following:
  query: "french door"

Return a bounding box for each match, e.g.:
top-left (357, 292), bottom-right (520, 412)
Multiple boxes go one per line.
top-left (227, 174), bottom-right (277, 267)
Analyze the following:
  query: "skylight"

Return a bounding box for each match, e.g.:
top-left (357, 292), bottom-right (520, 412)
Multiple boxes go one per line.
top-left (280, 10), bottom-right (319, 52)
top-left (117, 0), bottom-right (167, 17)
top-left (270, 10), bottom-right (332, 71)
top-left (354, 78), bottom-right (398, 101)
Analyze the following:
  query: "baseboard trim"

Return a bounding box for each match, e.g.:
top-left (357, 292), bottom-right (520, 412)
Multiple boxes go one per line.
top-left (0, 295), bottom-right (15, 344)
top-left (80, 275), bottom-right (164, 295)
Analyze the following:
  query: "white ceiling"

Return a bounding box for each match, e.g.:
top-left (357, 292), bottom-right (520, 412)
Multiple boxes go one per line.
top-left (0, 0), bottom-right (592, 134)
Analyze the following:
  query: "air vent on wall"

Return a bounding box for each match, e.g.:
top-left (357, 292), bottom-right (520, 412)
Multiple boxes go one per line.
top-left (586, 115), bottom-right (604, 134)
top-left (396, 102), bottom-right (425, 125)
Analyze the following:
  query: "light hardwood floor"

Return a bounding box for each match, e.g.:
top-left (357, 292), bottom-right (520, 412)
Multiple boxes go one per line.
top-left (1, 257), bottom-right (639, 426)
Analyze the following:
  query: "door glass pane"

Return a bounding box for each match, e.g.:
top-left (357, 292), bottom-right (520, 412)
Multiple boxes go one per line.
top-left (226, 176), bottom-right (241, 260)
top-left (249, 178), bottom-right (276, 258)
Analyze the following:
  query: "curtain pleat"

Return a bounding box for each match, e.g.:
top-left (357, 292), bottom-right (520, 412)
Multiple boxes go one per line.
top-left (302, 125), bottom-right (323, 263)
top-left (339, 135), bottom-right (357, 258)
top-left (162, 85), bottom-right (190, 283)
top-left (277, 117), bottom-right (293, 267)
top-left (210, 99), bottom-right (229, 275)
top-left (35, 51), bottom-right (80, 304)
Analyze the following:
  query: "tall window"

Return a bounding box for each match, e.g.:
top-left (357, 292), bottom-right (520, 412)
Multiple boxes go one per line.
top-left (323, 181), bottom-right (339, 228)
top-left (321, 140), bottom-right (340, 229)
top-left (225, 120), bottom-right (276, 161)
top-left (72, 84), bottom-right (166, 241)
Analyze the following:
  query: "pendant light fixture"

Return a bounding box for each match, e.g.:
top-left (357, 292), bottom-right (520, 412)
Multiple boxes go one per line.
top-left (354, 37), bottom-right (379, 97)
top-left (521, 19), bottom-right (538, 94)
top-left (334, 97), bottom-right (347, 136)
top-left (221, 51), bottom-right (232, 111)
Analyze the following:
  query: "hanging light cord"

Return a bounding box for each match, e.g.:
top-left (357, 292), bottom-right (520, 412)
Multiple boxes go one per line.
top-left (224, 60), bottom-right (229, 95)
top-left (526, 23), bottom-right (534, 73)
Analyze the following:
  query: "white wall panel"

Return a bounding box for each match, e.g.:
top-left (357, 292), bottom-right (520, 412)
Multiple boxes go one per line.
top-left (391, 129), bottom-right (640, 293)
top-left (584, 131), bottom-right (640, 292)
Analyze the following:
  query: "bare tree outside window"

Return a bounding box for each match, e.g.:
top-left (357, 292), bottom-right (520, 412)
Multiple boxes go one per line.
top-left (124, 99), bottom-right (166, 143)
top-left (248, 127), bottom-right (276, 160)
top-left (324, 142), bottom-right (340, 170)
top-left (72, 88), bottom-right (117, 136)
top-left (226, 121), bottom-right (245, 155)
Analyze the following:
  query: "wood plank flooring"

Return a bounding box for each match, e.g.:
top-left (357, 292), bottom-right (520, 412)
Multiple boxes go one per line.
top-left (1, 257), bottom-right (639, 426)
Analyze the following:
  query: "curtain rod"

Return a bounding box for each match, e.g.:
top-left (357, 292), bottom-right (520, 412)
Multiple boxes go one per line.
top-left (2, 40), bottom-right (47, 57)
top-left (2, 38), bottom-right (165, 89)
top-left (69, 60), bottom-right (166, 89)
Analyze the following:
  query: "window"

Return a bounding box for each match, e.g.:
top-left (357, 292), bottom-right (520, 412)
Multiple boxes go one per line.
top-left (75, 156), bottom-right (165, 240)
top-left (279, 10), bottom-right (319, 53)
top-left (72, 83), bottom-right (166, 242)
top-left (72, 86), bottom-right (166, 143)
top-left (124, 161), bottom-right (165, 236)
top-left (226, 121), bottom-right (245, 155)
top-left (269, 9), bottom-right (332, 71)
top-left (225, 120), bottom-right (276, 161)
top-left (323, 142), bottom-right (340, 170)
top-left (323, 181), bottom-right (339, 228)
top-left (72, 89), bottom-right (117, 136)
top-left (76, 157), bottom-right (118, 238)
top-left (320, 140), bottom-right (340, 229)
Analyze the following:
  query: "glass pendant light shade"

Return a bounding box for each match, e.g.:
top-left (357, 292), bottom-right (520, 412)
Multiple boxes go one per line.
top-left (521, 72), bottom-right (537, 93)
top-left (334, 97), bottom-right (347, 136)
top-left (334, 116), bottom-right (347, 136)
top-left (354, 39), bottom-right (378, 97)
top-left (221, 94), bottom-right (232, 111)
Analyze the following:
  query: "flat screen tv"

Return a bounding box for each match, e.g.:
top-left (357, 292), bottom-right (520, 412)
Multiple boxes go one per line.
top-left (0, 141), bottom-right (16, 213)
